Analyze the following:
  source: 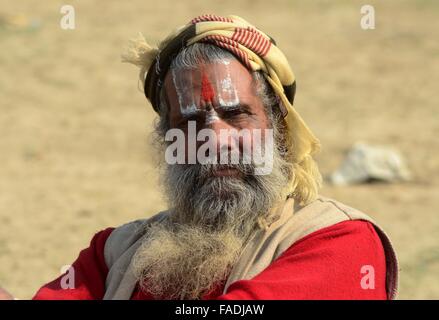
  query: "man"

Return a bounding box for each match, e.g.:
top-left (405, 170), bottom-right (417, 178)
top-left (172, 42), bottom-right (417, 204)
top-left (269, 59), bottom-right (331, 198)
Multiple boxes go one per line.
top-left (4, 14), bottom-right (398, 300)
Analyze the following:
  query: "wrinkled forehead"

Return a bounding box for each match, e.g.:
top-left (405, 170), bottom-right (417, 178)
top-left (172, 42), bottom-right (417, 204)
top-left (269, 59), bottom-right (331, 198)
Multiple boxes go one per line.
top-left (163, 58), bottom-right (257, 111)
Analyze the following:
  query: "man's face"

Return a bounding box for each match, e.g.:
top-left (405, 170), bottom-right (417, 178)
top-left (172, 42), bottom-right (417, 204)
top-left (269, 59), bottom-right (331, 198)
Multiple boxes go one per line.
top-left (158, 56), bottom-right (289, 232)
top-left (163, 58), bottom-right (270, 177)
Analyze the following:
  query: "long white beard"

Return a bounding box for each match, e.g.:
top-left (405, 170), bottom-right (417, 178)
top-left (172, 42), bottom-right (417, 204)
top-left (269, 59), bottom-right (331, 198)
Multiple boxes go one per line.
top-left (131, 221), bottom-right (245, 300)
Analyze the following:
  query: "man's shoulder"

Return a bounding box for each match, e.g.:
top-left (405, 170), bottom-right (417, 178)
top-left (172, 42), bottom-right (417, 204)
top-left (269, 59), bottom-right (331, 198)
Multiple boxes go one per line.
top-left (294, 194), bottom-right (399, 299)
top-left (301, 194), bottom-right (377, 223)
top-left (273, 194), bottom-right (382, 261)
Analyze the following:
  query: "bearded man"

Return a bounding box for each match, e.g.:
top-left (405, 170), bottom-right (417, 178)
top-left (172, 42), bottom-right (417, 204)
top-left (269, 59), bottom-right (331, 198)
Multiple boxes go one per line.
top-left (3, 15), bottom-right (398, 300)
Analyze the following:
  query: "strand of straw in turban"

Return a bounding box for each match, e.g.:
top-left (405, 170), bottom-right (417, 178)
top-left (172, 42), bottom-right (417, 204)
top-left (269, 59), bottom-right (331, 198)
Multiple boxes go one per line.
top-left (123, 14), bottom-right (322, 205)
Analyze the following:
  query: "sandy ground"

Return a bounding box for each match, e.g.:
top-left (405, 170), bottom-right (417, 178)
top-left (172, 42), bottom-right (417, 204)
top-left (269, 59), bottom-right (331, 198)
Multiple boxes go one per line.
top-left (0, 0), bottom-right (438, 299)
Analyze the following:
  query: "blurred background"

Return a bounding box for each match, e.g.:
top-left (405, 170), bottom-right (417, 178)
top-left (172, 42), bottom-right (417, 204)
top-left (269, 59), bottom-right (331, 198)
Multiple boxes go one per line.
top-left (0, 0), bottom-right (438, 299)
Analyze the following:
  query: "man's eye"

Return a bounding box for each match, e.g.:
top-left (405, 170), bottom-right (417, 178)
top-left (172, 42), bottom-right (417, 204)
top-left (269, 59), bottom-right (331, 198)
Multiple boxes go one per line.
top-left (223, 109), bottom-right (250, 119)
top-left (178, 114), bottom-right (205, 127)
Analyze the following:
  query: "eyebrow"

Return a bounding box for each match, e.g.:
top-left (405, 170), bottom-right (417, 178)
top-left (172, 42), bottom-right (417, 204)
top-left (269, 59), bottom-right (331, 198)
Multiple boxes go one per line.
top-left (177, 103), bottom-right (253, 123)
top-left (180, 108), bottom-right (204, 120)
top-left (216, 103), bottom-right (251, 113)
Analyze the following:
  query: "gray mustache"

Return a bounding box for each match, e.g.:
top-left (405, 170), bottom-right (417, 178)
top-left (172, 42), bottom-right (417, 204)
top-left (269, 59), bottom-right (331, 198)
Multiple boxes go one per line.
top-left (200, 163), bottom-right (255, 176)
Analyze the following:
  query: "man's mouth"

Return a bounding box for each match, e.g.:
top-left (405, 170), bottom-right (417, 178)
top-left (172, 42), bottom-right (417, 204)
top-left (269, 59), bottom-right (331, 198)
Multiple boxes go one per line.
top-left (211, 167), bottom-right (241, 177)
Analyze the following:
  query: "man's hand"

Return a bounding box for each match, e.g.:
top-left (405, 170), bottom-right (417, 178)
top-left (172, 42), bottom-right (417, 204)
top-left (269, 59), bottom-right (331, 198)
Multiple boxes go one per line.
top-left (0, 287), bottom-right (14, 300)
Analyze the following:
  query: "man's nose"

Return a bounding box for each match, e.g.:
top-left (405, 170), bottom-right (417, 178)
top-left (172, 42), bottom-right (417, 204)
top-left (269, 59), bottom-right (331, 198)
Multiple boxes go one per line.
top-left (201, 105), bottom-right (239, 156)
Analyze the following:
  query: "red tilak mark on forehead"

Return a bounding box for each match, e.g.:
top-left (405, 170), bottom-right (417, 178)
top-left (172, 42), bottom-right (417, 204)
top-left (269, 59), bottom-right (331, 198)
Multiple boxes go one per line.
top-left (200, 72), bottom-right (215, 102)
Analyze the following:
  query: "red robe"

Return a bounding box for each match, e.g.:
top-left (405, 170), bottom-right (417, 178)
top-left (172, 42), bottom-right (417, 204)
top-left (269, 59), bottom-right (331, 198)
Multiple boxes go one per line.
top-left (33, 220), bottom-right (387, 300)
